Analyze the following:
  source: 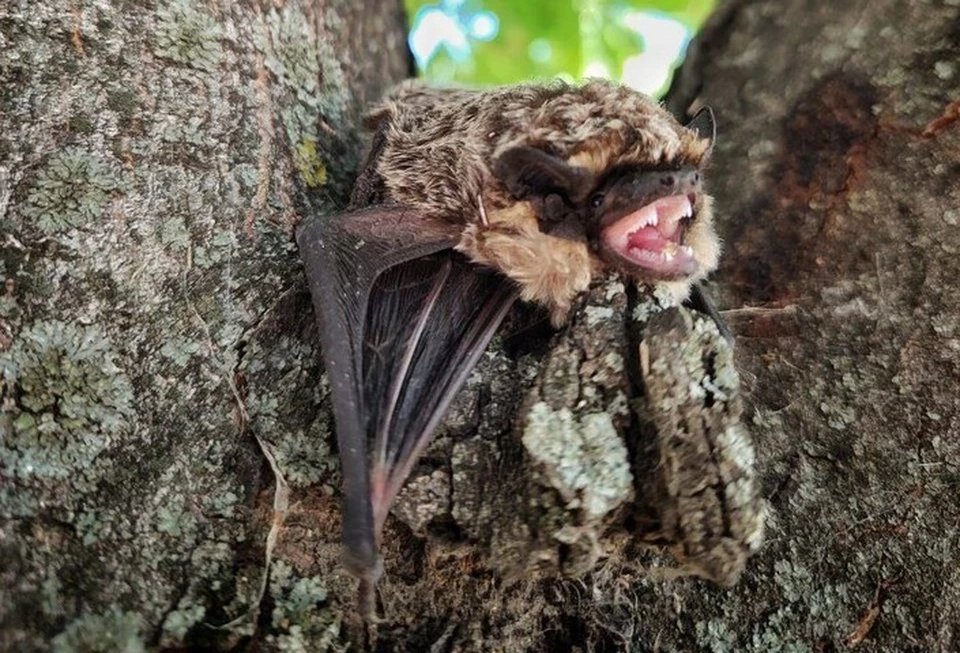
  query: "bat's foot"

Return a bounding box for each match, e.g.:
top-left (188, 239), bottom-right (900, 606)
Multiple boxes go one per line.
top-left (358, 577), bottom-right (384, 624)
top-left (344, 552), bottom-right (384, 622)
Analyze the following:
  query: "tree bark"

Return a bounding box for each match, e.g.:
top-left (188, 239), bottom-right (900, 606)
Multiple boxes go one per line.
top-left (657, 1), bottom-right (960, 651)
top-left (2, 0), bottom-right (959, 651)
top-left (0, 1), bottom-right (409, 650)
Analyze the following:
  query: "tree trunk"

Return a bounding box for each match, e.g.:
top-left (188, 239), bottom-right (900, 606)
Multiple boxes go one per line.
top-left (0, 1), bottom-right (409, 650)
top-left (3, 0), bottom-right (959, 651)
top-left (654, 0), bottom-right (960, 650)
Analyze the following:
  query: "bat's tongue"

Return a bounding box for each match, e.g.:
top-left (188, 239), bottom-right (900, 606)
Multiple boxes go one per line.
top-left (601, 195), bottom-right (696, 276)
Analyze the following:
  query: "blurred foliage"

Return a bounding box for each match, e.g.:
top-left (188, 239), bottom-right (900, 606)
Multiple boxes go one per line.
top-left (405, 0), bottom-right (716, 97)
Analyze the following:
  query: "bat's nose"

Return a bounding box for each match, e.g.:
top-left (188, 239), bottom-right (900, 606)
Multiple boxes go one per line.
top-left (651, 167), bottom-right (701, 195)
top-left (627, 166), bottom-right (702, 200)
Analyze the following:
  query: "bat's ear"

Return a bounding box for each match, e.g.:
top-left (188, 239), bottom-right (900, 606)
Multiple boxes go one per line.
top-left (685, 106), bottom-right (716, 150)
top-left (493, 146), bottom-right (592, 202)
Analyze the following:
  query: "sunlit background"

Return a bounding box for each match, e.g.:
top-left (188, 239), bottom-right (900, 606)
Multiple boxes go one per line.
top-left (405, 0), bottom-right (716, 98)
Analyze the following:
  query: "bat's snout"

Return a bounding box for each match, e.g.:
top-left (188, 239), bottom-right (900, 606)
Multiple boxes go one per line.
top-left (593, 165), bottom-right (712, 282)
top-left (620, 166), bottom-right (701, 207)
top-left (658, 167), bottom-right (700, 194)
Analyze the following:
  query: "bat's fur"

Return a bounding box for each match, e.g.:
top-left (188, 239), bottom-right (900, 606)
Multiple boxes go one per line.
top-left (365, 79), bottom-right (717, 321)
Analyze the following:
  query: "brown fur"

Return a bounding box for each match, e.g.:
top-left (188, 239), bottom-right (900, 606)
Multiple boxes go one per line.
top-left (365, 79), bottom-right (717, 317)
top-left (458, 202), bottom-right (598, 325)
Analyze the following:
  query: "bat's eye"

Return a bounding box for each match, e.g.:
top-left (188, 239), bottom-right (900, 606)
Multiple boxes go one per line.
top-left (590, 193), bottom-right (604, 209)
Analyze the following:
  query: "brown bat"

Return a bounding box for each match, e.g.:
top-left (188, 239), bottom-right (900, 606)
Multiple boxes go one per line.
top-left (296, 79), bottom-right (719, 618)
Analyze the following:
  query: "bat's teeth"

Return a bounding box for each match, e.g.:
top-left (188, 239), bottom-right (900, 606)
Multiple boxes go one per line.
top-left (633, 207), bottom-right (658, 229)
top-left (682, 245), bottom-right (694, 256)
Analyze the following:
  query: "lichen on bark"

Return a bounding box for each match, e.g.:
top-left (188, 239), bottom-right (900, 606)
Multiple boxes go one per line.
top-left (3, 0), bottom-right (959, 650)
top-left (0, 0), bottom-right (408, 650)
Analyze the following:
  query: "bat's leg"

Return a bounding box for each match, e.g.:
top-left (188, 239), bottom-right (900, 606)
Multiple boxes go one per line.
top-left (685, 282), bottom-right (733, 344)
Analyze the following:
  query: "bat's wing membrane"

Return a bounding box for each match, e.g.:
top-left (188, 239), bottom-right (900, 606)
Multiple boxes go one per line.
top-left (363, 253), bottom-right (518, 528)
top-left (297, 207), bottom-right (517, 614)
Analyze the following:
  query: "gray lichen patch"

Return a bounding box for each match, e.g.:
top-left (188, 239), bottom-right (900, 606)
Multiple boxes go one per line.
top-left (240, 315), bottom-right (338, 489)
top-left (631, 283), bottom-right (680, 323)
top-left (635, 306), bottom-right (764, 586)
top-left (269, 417), bottom-right (337, 487)
top-left (159, 603), bottom-right (205, 647)
top-left (537, 342), bottom-right (582, 411)
top-left (266, 560), bottom-right (342, 652)
top-left (51, 606), bottom-right (145, 653)
top-left (0, 320), bottom-right (133, 483)
top-left (156, 540), bottom-right (245, 647)
top-left (392, 469), bottom-right (451, 534)
top-left (522, 402), bottom-right (633, 523)
top-left (262, 7), bottom-right (322, 96)
top-left (255, 4), bottom-right (355, 193)
top-left (694, 558), bottom-right (855, 653)
top-left (23, 148), bottom-right (122, 234)
top-left (154, 0), bottom-right (223, 72)
top-left (259, 5), bottom-right (328, 146)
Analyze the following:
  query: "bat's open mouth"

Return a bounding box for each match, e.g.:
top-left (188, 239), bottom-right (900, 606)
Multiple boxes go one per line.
top-left (600, 194), bottom-right (697, 277)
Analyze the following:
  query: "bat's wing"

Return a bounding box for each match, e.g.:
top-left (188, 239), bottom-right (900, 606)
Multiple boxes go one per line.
top-left (297, 207), bottom-right (518, 616)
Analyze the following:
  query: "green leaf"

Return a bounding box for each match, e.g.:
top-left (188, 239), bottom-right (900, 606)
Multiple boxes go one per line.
top-left (406, 0), bottom-right (717, 97)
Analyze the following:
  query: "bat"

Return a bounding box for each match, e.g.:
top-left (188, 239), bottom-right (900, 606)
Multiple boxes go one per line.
top-left (296, 79), bottom-right (719, 619)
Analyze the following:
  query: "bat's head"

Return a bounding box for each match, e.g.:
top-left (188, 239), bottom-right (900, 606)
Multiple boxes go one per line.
top-left (493, 107), bottom-right (717, 294)
top-left (492, 101), bottom-right (719, 300)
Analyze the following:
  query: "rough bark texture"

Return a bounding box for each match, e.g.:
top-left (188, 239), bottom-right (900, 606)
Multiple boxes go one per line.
top-left (652, 0), bottom-right (960, 651)
top-left (2, 0), bottom-right (959, 651)
top-left (0, 1), bottom-right (409, 650)
top-left (660, 0), bottom-right (960, 651)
